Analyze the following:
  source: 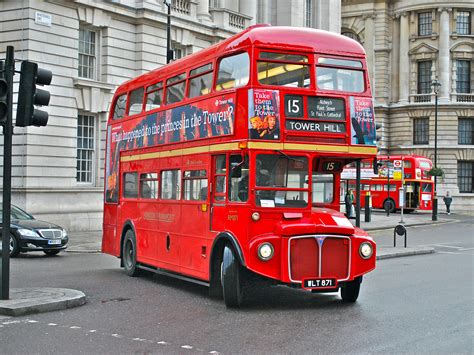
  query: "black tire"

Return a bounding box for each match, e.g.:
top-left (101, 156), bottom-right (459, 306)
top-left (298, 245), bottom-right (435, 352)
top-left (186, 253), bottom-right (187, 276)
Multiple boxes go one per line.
top-left (122, 229), bottom-right (140, 277)
top-left (44, 250), bottom-right (61, 256)
top-left (341, 276), bottom-right (362, 302)
top-left (9, 234), bottom-right (20, 258)
top-left (221, 245), bottom-right (244, 308)
top-left (383, 199), bottom-right (396, 213)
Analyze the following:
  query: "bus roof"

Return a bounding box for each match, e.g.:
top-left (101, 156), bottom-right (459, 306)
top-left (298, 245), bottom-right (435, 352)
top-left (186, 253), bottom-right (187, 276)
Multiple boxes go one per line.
top-left (118, 24), bottom-right (366, 93)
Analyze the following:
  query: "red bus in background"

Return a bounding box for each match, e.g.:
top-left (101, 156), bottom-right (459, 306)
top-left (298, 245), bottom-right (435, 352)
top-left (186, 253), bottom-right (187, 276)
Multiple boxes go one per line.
top-left (102, 25), bottom-right (379, 307)
top-left (342, 155), bottom-right (434, 212)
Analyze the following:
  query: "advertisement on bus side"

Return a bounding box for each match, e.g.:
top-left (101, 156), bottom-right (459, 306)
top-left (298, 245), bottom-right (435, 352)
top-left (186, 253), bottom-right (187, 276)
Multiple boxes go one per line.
top-left (105, 94), bottom-right (236, 202)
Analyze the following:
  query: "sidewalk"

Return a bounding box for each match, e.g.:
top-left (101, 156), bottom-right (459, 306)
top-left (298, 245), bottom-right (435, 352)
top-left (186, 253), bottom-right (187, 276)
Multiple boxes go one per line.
top-left (0, 209), bottom-right (451, 317)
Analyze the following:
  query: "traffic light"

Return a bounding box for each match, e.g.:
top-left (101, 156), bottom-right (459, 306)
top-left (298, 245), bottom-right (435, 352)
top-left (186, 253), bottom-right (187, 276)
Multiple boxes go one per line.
top-left (0, 60), bottom-right (8, 127)
top-left (16, 61), bottom-right (52, 127)
top-left (373, 123), bottom-right (383, 174)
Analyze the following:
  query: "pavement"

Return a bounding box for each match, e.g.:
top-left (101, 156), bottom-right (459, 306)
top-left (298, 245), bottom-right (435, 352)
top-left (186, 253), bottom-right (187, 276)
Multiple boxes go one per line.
top-left (0, 209), bottom-right (457, 316)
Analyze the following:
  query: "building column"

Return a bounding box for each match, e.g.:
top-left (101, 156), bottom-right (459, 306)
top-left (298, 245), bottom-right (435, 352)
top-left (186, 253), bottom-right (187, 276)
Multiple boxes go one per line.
top-left (315, 0), bottom-right (341, 33)
top-left (398, 12), bottom-right (410, 103)
top-left (196, 0), bottom-right (212, 23)
top-left (363, 14), bottom-right (375, 95)
top-left (240, 0), bottom-right (257, 25)
top-left (438, 8), bottom-right (451, 102)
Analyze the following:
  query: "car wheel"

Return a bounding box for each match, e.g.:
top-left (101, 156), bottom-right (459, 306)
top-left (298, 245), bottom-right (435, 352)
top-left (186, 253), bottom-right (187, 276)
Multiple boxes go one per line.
top-left (221, 244), bottom-right (245, 308)
top-left (341, 276), bottom-right (362, 303)
top-left (122, 229), bottom-right (140, 277)
top-left (44, 250), bottom-right (61, 256)
top-left (9, 234), bottom-right (20, 258)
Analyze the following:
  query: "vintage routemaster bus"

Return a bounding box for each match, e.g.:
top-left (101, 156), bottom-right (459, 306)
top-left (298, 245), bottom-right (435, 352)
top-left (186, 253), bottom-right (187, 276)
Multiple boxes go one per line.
top-left (102, 25), bottom-right (378, 307)
top-left (342, 155), bottom-right (434, 212)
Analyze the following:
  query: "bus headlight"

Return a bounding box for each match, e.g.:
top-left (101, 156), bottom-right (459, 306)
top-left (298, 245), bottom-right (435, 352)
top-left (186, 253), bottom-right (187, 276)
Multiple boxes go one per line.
top-left (251, 212), bottom-right (260, 221)
top-left (257, 242), bottom-right (274, 261)
top-left (359, 242), bottom-right (373, 259)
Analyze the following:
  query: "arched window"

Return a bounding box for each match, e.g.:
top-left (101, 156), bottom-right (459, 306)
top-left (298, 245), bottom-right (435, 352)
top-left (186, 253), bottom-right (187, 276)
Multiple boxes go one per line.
top-left (341, 30), bottom-right (361, 44)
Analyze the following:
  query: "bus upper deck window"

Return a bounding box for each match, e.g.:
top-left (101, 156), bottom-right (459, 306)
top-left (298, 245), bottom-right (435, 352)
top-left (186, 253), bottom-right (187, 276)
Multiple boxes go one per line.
top-left (215, 53), bottom-right (249, 91)
top-left (166, 73), bottom-right (186, 104)
top-left (257, 52), bottom-right (310, 88)
top-left (145, 82), bottom-right (163, 111)
top-left (112, 94), bottom-right (127, 120)
top-left (128, 87), bottom-right (144, 116)
top-left (317, 57), bottom-right (364, 93)
top-left (188, 63), bottom-right (213, 98)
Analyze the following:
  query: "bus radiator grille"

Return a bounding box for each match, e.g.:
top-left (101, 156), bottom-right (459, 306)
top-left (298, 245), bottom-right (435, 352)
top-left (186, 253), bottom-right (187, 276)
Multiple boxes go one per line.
top-left (289, 236), bottom-right (350, 282)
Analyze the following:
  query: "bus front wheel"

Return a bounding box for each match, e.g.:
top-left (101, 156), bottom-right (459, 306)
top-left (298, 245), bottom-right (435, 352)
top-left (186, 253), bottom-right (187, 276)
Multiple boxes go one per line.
top-left (122, 230), bottom-right (140, 277)
top-left (383, 199), bottom-right (396, 213)
top-left (340, 276), bottom-right (362, 302)
top-left (221, 245), bottom-right (245, 308)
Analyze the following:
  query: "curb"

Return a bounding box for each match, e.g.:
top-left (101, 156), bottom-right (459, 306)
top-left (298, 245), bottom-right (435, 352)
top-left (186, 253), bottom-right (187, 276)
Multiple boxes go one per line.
top-left (0, 288), bottom-right (86, 317)
top-left (376, 247), bottom-right (435, 260)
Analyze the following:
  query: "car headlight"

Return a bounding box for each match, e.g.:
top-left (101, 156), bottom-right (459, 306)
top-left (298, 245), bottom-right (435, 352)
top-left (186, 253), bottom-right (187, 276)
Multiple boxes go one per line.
top-left (17, 229), bottom-right (40, 238)
top-left (62, 229), bottom-right (68, 238)
top-left (359, 242), bottom-right (373, 259)
top-left (257, 242), bottom-right (274, 261)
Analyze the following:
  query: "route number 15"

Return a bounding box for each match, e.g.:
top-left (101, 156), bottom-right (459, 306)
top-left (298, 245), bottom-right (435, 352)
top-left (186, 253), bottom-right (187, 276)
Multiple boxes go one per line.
top-left (285, 95), bottom-right (303, 118)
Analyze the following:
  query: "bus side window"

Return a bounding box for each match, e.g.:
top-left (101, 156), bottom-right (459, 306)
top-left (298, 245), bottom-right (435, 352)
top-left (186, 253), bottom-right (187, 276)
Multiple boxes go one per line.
top-left (183, 170), bottom-right (208, 201)
top-left (215, 52), bottom-right (250, 91)
top-left (214, 155), bottom-right (227, 202)
top-left (113, 94), bottom-right (127, 120)
top-left (145, 82), bottom-right (163, 111)
top-left (166, 73), bottom-right (186, 104)
top-left (229, 154), bottom-right (249, 202)
top-left (128, 87), bottom-right (144, 116)
top-left (161, 170), bottom-right (181, 200)
top-left (140, 173), bottom-right (158, 199)
top-left (123, 172), bottom-right (138, 198)
top-left (188, 63), bottom-right (213, 98)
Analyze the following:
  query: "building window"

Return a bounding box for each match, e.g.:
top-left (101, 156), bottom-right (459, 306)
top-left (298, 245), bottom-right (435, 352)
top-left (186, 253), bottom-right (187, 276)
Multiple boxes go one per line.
top-left (458, 161), bottom-right (474, 193)
top-left (459, 118), bottom-right (474, 145)
top-left (457, 11), bottom-right (471, 35)
top-left (342, 30), bottom-right (361, 44)
top-left (456, 60), bottom-right (471, 93)
top-left (77, 114), bottom-right (95, 183)
top-left (417, 61), bottom-right (432, 94)
top-left (418, 12), bottom-right (432, 36)
top-left (413, 118), bottom-right (429, 145)
top-left (305, 0), bottom-right (312, 27)
top-left (78, 28), bottom-right (96, 79)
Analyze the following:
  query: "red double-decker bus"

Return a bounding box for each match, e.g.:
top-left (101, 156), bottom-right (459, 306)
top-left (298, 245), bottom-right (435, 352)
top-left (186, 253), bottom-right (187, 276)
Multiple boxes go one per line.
top-left (102, 25), bottom-right (378, 307)
top-left (342, 155), bottom-right (434, 212)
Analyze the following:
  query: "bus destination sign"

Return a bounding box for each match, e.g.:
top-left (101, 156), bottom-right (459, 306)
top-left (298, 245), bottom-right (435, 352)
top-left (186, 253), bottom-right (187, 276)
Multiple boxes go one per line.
top-left (308, 97), bottom-right (345, 120)
top-left (285, 120), bottom-right (346, 133)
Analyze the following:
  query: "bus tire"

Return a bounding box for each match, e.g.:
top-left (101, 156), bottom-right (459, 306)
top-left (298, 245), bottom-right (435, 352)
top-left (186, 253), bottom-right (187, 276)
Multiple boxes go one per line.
top-left (122, 229), bottom-right (140, 277)
top-left (341, 276), bottom-right (362, 302)
top-left (221, 244), bottom-right (245, 308)
top-left (383, 199), bottom-right (396, 213)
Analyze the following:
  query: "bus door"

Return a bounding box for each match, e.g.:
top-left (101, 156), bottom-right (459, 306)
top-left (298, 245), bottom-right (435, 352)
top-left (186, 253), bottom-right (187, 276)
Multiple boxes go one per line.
top-left (210, 155), bottom-right (228, 232)
top-left (405, 182), bottom-right (417, 209)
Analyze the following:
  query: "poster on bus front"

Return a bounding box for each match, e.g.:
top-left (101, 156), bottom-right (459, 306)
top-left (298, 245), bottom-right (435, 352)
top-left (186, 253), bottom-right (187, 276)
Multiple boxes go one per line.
top-left (349, 96), bottom-right (376, 146)
top-left (247, 89), bottom-right (281, 140)
top-left (105, 94), bottom-right (235, 202)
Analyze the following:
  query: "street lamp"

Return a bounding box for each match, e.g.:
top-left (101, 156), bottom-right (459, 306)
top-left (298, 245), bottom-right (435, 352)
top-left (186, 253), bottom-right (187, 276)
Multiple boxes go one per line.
top-left (164, 0), bottom-right (173, 64)
top-left (431, 79), bottom-right (441, 221)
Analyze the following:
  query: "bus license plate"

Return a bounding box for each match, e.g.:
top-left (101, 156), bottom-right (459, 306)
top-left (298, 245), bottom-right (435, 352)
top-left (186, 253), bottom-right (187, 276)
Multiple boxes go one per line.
top-left (303, 278), bottom-right (337, 289)
top-left (47, 240), bottom-right (61, 245)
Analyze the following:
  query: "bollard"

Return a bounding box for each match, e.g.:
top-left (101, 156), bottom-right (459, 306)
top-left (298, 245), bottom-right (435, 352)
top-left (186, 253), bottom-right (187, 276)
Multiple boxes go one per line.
top-left (432, 197), bottom-right (438, 221)
top-left (364, 193), bottom-right (371, 222)
top-left (393, 224), bottom-right (407, 248)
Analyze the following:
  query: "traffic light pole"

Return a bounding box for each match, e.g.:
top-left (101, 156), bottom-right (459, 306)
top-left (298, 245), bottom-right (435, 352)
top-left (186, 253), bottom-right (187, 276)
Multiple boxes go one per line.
top-left (1, 46), bottom-right (14, 300)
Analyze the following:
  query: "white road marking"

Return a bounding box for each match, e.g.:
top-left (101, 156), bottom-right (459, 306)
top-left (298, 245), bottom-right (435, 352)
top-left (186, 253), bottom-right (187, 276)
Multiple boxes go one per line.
top-left (70, 326), bottom-right (81, 329)
top-left (182, 345), bottom-right (193, 349)
top-left (48, 323), bottom-right (57, 326)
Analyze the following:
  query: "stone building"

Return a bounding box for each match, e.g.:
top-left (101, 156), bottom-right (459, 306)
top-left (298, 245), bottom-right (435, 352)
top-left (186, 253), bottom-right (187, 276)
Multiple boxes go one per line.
top-left (341, 0), bottom-right (474, 211)
top-left (0, 0), bottom-right (472, 232)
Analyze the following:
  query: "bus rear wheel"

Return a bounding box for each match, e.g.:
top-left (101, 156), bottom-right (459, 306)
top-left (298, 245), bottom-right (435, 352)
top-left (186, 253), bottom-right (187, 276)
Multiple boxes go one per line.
top-left (383, 199), bottom-right (396, 213)
top-left (221, 245), bottom-right (245, 308)
top-left (340, 276), bottom-right (362, 302)
top-left (122, 230), bottom-right (140, 277)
